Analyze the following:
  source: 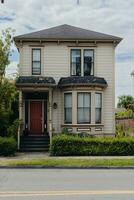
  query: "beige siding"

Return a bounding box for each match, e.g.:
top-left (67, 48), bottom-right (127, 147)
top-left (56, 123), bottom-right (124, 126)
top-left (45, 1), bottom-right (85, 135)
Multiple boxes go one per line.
top-left (96, 44), bottom-right (115, 134)
top-left (20, 45), bottom-right (31, 75)
top-left (43, 45), bottom-right (69, 83)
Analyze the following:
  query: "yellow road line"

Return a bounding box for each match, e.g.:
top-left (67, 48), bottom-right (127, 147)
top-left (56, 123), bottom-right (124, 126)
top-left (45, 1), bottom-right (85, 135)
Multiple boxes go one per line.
top-left (0, 190), bottom-right (134, 197)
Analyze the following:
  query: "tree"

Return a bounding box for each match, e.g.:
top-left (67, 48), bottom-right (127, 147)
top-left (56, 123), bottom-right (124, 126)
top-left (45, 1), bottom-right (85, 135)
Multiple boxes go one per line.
top-left (117, 95), bottom-right (134, 111)
top-left (0, 28), bottom-right (18, 136)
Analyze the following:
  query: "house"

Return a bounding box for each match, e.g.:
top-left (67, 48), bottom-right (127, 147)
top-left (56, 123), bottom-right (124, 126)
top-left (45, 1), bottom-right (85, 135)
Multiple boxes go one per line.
top-left (14, 24), bottom-right (122, 151)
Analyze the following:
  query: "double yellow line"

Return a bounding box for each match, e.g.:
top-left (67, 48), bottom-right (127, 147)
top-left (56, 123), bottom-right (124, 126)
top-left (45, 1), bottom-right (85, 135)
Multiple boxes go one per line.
top-left (0, 190), bottom-right (134, 197)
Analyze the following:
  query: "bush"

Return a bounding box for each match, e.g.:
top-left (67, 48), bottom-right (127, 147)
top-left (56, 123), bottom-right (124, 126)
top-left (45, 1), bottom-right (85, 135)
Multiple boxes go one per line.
top-left (7, 119), bottom-right (20, 138)
top-left (50, 134), bottom-right (134, 156)
top-left (0, 137), bottom-right (17, 156)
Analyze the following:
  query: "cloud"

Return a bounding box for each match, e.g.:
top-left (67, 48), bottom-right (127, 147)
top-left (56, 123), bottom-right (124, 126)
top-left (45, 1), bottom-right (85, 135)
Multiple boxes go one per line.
top-left (0, 0), bottom-right (134, 102)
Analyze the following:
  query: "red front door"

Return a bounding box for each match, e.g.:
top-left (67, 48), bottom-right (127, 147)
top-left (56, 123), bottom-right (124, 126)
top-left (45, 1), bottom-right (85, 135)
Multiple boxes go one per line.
top-left (29, 101), bottom-right (42, 135)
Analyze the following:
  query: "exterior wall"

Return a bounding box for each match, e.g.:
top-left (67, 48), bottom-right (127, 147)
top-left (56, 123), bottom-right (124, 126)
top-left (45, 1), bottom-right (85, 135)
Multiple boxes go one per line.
top-left (18, 42), bottom-right (116, 136)
top-left (96, 44), bottom-right (115, 135)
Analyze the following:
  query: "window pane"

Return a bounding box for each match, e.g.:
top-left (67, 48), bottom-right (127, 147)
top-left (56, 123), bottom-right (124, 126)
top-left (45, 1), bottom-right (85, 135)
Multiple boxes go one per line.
top-left (71, 50), bottom-right (81, 76)
top-left (64, 93), bottom-right (72, 123)
top-left (33, 49), bottom-right (40, 61)
top-left (96, 93), bottom-right (102, 108)
top-left (84, 93), bottom-right (90, 107)
top-left (95, 93), bottom-right (102, 123)
top-left (96, 108), bottom-right (101, 123)
top-left (32, 62), bottom-right (41, 74)
top-left (77, 93), bottom-right (91, 123)
top-left (84, 50), bottom-right (94, 76)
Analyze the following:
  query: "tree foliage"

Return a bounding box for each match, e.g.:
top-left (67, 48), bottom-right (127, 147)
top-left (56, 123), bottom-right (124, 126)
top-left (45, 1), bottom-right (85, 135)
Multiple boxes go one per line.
top-left (0, 28), bottom-right (18, 136)
top-left (117, 95), bottom-right (134, 112)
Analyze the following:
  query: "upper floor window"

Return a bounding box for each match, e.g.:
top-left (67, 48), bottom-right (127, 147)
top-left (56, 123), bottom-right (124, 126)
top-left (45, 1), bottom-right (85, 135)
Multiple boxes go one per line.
top-left (64, 93), bottom-right (72, 124)
top-left (77, 93), bottom-right (91, 124)
top-left (32, 49), bottom-right (41, 75)
top-left (71, 49), bottom-right (81, 76)
top-left (84, 49), bottom-right (94, 76)
top-left (95, 93), bottom-right (102, 124)
top-left (70, 49), bottom-right (94, 76)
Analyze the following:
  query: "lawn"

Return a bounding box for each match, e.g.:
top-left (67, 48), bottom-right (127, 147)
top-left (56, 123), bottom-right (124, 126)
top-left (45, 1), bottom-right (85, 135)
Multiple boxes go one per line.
top-left (1, 158), bottom-right (134, 168)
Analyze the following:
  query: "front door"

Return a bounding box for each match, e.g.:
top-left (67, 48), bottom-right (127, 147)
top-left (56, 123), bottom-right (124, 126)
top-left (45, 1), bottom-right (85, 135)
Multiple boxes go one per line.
top-left (29, 101), bottom-right (42, 135)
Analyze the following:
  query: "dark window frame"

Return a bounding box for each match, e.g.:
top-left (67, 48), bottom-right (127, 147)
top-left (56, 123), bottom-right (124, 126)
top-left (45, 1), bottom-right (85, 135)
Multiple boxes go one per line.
top-left (70, 49), bottom-right (81, 76)
top-left (64, 93), bottom-right (72, 124)
top-left (32, 48), bottom-right (41, 75)
top-left (95, 93), bottom-right (102, 124)
top-left (77, 92), bottom-right (91, 124)
top-left (83, 49), bottom-right (94, 76)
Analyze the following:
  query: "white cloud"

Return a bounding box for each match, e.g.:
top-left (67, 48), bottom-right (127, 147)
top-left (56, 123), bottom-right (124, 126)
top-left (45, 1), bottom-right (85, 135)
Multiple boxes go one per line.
top-left (0, 0), bottom-right (134, 102)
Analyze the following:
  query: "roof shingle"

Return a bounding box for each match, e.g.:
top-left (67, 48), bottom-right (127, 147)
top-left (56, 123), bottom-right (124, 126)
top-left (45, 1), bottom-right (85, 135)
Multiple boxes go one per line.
top-left (58, 76), bottom-right (108, 88)
top-left (14, 24), bottom-right (122, 42)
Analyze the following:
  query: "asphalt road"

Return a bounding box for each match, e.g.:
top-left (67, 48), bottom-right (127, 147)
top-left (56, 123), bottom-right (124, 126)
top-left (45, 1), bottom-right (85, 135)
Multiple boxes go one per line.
top-left (0, 169), bottom-right (134, 199)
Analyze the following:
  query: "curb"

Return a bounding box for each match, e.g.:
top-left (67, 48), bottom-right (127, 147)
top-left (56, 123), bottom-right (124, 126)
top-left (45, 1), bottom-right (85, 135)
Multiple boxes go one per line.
top-left (0, 166), bottom-right (134, 169)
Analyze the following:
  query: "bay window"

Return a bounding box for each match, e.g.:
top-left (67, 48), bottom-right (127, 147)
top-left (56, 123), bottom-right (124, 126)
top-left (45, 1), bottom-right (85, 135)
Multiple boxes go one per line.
top-left (32, 49), bottom-right (41, 75)
top-left (64, 93), bottom-right (72, 124)
top-left (77, 93), bottom-right (91, 123)
top-left (95, 93), bottom-right (102, 124)
top-left (71, 49), bottom-right (81, 76)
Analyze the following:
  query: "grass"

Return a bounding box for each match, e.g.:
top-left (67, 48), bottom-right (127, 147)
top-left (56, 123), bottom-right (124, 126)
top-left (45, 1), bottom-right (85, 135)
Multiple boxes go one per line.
top-left (1, 158), bottom-right (134, 167)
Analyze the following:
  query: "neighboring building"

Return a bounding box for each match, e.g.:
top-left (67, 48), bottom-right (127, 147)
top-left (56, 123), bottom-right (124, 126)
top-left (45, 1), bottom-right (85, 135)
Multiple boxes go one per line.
top-left (14, 24), bottom-right (122, 151)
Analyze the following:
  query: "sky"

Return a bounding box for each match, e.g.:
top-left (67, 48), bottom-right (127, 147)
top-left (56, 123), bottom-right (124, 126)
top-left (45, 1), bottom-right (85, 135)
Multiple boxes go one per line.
top-left (0, 0), bottom-right (134, 104)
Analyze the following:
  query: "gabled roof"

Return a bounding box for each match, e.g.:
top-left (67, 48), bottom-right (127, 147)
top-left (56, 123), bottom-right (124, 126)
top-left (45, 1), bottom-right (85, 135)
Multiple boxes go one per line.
top-left (58, 76), bottom-right (107, 88)
top-left (14, 24), bottom-right (122, 43)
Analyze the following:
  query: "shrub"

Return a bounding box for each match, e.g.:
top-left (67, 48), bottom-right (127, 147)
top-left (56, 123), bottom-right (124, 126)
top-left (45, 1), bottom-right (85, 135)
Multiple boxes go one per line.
top-left (0, 137), bottom-right (17, 156)
top-left (50, 134), bottom-right (134, 156)
top-left (7, 119), bottom-right (20, 138)
top-left (116, 124), bottom-right (125, 138)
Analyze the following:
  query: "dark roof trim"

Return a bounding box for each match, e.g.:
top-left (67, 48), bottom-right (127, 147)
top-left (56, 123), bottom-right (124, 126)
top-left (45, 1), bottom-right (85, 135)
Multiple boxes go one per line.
top-left (58, 76), bottom-right (108, 88)
top-left (16, 76), bottom-right (56, 87)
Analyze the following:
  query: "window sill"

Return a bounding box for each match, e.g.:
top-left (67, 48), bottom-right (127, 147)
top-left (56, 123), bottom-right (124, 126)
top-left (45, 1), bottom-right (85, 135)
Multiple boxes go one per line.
top-left (61, 124), bottom-right (104, 127)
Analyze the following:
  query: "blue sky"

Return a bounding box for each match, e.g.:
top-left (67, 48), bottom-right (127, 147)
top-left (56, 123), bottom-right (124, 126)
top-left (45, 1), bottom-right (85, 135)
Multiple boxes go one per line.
top-left (0, 0), bottom-right (134, 103)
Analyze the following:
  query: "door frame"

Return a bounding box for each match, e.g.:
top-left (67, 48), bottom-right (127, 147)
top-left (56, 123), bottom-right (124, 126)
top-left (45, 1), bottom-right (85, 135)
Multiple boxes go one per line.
top-left (28, 100), bottom-right (44, 134)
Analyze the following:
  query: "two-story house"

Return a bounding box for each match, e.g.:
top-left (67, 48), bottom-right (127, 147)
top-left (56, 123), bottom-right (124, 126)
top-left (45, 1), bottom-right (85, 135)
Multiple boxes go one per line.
top-left (14, 24), bottom-right (122, 151)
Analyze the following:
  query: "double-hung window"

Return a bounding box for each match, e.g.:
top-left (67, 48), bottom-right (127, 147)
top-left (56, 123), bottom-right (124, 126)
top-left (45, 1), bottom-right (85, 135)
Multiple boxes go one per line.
top-left (84, 49), bottom-right (94, 76)
top-left (77, 93), bottom-right (91, 123)
top-left (32, 49), bottom-right (41, 75)
top-left (64, 93), bottom-right (72, 124)
top-left (95, 93), bottom-right (102, 124)
top-left (71, 49), bottom-right (81, 76)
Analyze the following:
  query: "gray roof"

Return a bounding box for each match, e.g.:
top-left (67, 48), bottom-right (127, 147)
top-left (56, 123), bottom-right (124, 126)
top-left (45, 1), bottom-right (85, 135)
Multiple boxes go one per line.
top-left (16, 76), bottom-right (56, 87)
top-left (14, 24), bottom-right (122, 42)
top-left (58, 76), bottom-right (107, 88)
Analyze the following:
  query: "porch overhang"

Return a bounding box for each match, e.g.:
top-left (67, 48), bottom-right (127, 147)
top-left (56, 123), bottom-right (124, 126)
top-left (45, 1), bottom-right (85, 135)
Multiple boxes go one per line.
top-left (16, 76), bottom-right (56, 88)
top-left (58, 76), bottom-right (108, 89)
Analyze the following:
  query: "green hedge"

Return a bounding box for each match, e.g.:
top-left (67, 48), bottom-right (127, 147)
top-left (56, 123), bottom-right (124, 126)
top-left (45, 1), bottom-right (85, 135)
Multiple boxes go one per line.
top-left (50, 135), bottom-right (134, 156)
top-left (0, 137), bottom-right (17, 156)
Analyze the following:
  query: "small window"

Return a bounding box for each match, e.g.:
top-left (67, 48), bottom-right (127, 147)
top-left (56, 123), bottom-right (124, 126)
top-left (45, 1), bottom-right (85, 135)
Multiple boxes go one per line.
top-left (32, 49), bottom-right (41, 75)
top-left (64, 93), bottom-right (72, 124)
top-left (95, 93), bottom-right (102, 124)
top-left (71, 49), bottom-right (81, 76)
top-left (84, 49), bottom-right (94, 76)
top-left (77, 93), bottom-right (91, 124)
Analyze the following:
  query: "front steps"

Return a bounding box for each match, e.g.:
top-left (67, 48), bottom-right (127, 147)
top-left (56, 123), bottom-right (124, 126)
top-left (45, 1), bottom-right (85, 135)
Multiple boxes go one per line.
top-left (20, 135), bottom-right (50, 152)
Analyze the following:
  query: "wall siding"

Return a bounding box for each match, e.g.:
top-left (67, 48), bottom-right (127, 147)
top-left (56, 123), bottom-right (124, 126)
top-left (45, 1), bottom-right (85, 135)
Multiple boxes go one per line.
top-left (96, 44), bottom-right (115, 134)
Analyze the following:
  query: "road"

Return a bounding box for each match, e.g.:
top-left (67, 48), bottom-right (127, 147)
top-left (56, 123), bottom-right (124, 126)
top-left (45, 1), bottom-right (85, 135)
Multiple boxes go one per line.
top-left (0, 169), bottom-right (134, 199)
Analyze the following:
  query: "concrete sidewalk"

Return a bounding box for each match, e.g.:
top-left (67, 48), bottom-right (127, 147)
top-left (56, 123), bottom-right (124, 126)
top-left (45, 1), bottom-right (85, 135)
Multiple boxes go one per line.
top-left (0, 152), bottom-right (134, 161)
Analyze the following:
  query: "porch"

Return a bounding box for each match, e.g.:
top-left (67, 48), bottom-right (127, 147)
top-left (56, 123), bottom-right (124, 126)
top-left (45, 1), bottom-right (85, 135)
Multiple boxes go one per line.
top-left (16, 76), bottom-right (56, 151)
